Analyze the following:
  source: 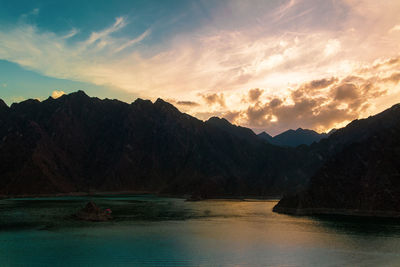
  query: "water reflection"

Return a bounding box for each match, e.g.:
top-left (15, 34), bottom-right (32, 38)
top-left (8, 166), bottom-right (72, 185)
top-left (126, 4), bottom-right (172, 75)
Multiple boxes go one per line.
top-left (0, 195), bottom-right (400, 266)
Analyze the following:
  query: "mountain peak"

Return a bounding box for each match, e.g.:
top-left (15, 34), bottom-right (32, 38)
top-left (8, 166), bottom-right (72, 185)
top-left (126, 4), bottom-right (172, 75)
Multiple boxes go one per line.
top-left (154, 98), bottom-right (180, 113)
top-left (68, 90), bottom-right (89, 99)
top-left (262, 128), bottom-right (327, 147)
top-left (258, 131), bottom-right (272, 138)
top-left (257, 131), bottom-right (273, 143)
top-left (132, 98), bottom-right (152, 105)
top-left (154, 98), bottom-right (166, 104)
top-left (207, 116), bottom-right (230, 125)
top-left (0, 99), bottom-right (8, 109)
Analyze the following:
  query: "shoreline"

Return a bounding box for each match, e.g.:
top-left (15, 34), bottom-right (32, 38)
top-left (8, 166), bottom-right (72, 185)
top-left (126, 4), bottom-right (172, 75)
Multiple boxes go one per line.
top-left (273, 206), bottom-right (400, 218)
top-left (0, 191), bottom-right (156, 200)
top-left (0, 191), bottom-right (281, 202)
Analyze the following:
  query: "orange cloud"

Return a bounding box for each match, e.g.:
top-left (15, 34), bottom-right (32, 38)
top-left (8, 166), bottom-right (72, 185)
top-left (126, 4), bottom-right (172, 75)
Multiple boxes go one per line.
top-left (201, 93), bottom-right (226, 107)
top-left (248, 88), bottom-right (264, 102)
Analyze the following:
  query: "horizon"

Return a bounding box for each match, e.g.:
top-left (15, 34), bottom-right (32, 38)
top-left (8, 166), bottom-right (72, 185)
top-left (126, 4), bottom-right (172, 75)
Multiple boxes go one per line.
top-left (1, 0), bottom-right (400, 135)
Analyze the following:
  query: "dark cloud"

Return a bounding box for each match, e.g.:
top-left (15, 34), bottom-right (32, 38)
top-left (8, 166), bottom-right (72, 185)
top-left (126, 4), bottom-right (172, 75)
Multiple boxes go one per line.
top-left (176, 100), bottom-right (200, 106)
top-left (359, 56), bottom-right (400, 74)
top-left (222, 111), bottom-right (241, 122)
top-left (383, 72), bottom-right (400, 84)
top-left (301, 77), bottom-right (338, 91)
top-left (248, 88), bottom-right (264, 102)
top-left (333, 83), bottom-right (359, 101)
top-left (269, 98), bottom-right (282, 108)
top-left (290, 77), bottom-right (338, 102)
top-left (246, 104), bottom-right (270, 126)
top-left (201, 93), bottom-right (226, 107)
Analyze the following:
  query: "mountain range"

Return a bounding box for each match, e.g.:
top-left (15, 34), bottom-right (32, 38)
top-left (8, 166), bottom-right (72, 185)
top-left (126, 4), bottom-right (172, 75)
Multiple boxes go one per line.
top-left (273, 104), bottom-right (400, 216)
top-left (258, 128), bottom-right (330, 147)
top-left (2, 90), bottom-right (400, 217)
top-left (0, 91), bottom-right (321, 197)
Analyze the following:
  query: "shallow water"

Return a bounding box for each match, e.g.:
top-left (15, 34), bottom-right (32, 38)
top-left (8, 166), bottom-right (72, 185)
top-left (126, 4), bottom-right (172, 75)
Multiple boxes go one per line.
top-left (0, 195), bottom-right (400, 266)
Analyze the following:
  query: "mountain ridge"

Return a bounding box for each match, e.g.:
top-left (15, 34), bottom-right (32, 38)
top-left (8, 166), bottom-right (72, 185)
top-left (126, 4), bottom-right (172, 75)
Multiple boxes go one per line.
top-left (258, 128), bottom-right (329, 147)
top-left (0, 91), bottom-right (317, 197)
top-left (274, 103), bottom-right (400, 216)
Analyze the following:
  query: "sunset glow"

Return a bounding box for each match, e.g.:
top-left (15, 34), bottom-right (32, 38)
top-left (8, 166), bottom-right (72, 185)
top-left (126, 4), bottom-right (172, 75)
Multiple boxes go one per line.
top-left (1, 0), bottom-right (400, 134)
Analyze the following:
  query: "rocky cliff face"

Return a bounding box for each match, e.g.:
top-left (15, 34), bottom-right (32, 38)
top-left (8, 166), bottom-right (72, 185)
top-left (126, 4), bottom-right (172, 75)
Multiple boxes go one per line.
top-left (274, 104), bottom-right (400, 216)
top-left (0, 91), bottom-right (318, 197)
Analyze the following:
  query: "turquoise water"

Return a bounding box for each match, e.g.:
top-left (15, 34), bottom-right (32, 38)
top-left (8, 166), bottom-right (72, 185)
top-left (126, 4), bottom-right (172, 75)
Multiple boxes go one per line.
top-left (1, 195), bottom-right (400, 266)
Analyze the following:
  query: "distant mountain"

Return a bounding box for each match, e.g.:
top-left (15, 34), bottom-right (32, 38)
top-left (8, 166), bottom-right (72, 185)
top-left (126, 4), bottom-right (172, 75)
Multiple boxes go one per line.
top-left (274, 104), bottom-right (400, 217)
top-left (0, 91), bottom-right (317, 197)
top-left (258, 128), bottom-right (328, 147)
top-left (257, 131), bottom-right (273, 143)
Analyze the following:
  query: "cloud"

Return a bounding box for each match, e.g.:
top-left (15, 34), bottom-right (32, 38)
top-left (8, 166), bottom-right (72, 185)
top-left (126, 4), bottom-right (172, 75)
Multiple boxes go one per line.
top-left (84, 17), bottom-right (127, 47)
top-left (248, 88), bottom-right (264, 102)
top-left (1, 1), bottom-right (399, 103)
top-left (114, 29), bottom-right (151, 53)
top-left (176, 100), bottom-right (200, 106)
top-left (0, 16), bottom-right (150, 94)
top-left (333, 83), bottom-right (359, 101)
top-left (389, 25), bottom-right (400, 33)
top-left (301, 77), bottom-right (338, 91)
top-left (62, 28), bottom-right (79, 39)
top-left (201, 93), bottom-right (226, 107)
top-left (51, 90), bottom-right (65, 99)
top-left (215, 63), bottom-right (395, 135)
top-left (382, 72), bottom-right (400, 84)
top-left (222, 111), bottom-right (241, 122)
top-left (31, 8), bottom-right (40, 15)
top-left (324, 39), bottom-right (341, 56)
top-left (0, 1), bottom-right (400, 135)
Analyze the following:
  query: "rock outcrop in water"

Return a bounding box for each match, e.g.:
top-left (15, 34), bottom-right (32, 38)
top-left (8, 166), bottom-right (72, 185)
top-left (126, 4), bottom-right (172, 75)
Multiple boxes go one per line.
top-left (75, 201), bottom-right (112, 221)
top-left (274, 104), bottom-right (400, 217)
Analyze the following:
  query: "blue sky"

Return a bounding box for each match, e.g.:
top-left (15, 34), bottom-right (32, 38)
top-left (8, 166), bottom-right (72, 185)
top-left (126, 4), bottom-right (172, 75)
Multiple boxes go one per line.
top-left (1, 0), bottom-right (400, 134)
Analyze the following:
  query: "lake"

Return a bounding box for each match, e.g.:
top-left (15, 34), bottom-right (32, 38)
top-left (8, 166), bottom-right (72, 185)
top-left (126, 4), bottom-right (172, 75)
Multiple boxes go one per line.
top-left (0, 195), bottom-right (400, 266)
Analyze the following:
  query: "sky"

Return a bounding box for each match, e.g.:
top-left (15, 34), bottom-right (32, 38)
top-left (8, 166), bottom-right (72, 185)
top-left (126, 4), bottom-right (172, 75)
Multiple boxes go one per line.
top-left (0, 0), bottom-right (400, 135)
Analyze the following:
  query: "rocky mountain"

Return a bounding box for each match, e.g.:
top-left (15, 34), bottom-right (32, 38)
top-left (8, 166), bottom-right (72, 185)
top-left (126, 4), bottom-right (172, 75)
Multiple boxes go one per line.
top-left (257, 132), bottom-right (274, 143)
top-left (274, 104), bottom-right (400, 217)
top-left (0, 91), bottom-right (318, 197)
top-left (258, 128), bottom-right (328, 147)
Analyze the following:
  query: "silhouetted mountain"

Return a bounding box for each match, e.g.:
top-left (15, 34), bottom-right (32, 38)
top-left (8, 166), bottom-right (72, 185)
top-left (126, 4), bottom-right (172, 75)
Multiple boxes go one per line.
top-left (0, 91), bottom-right (316, 197)
top-left (274, 104), bottom-right (400, 217)
top-left (258, 128), bottom-right (328, 147)
top-left (0, 99), bottom-right (8, 110)
top-left (273, 128), bottom-right (328, 147)
top-left (327, 128), bottom-right (337, 135)
top-left (257, 132), bottom-right (274, 143)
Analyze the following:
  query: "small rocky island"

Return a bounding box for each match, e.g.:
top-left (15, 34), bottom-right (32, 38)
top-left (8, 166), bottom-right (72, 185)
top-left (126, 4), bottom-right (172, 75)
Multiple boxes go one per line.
top-left (75, 201), bottom-right (112, 221)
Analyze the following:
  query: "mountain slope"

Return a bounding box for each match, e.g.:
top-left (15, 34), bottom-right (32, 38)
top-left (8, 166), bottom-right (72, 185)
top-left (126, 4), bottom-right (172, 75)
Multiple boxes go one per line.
top-left (273, 128), bottom-right (328, 147)
top-left (0, 91), bottom-right (315, 197)
top-left (258, 128), bottom-right (328, 147)
top-left (274, 104), bottom-right (400, 216)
